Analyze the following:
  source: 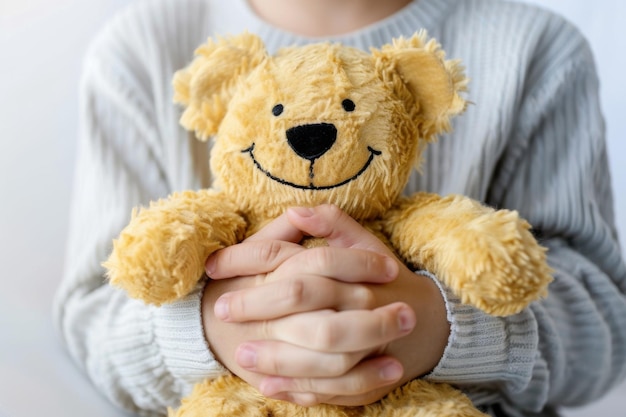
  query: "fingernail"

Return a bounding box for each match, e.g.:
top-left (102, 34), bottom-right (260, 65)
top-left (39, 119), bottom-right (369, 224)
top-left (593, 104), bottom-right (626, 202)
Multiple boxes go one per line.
top-left (380, 360), bottom-right (403, 381)
top-left (289, 206), bottom-right (315, 217)
top-left (236, 344), bottom-right (257, 368)
top-left (214, 296), bottom-right (230, 320)
top-left (398, 308), bottom-right (416, 333)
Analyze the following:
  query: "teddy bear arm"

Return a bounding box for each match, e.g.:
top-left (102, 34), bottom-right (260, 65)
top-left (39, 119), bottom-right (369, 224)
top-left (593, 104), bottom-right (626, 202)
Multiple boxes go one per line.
top-left (104, 190), bottom-right (247, 305)
top-left (382, 193), bottom-right (552, 316)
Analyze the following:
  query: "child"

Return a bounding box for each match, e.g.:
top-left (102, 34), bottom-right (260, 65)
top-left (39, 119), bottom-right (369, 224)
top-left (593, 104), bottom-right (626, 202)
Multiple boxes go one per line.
top-left (54, 0), bottom-right (626, 415)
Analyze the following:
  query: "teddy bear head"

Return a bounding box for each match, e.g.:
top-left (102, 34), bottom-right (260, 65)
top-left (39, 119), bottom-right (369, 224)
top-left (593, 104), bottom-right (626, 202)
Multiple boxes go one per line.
top-left (173, 32), bottom-right (467, 226)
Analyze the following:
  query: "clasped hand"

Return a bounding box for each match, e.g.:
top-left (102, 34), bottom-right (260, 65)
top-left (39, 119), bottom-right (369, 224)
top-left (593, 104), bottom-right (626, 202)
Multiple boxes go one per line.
top-left (201, 205), bottom-right (449, 406)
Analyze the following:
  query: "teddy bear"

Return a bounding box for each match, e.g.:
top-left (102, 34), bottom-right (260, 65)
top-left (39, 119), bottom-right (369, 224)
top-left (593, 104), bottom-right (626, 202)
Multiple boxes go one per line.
top-left (103, 31), bottom-right (553, 417)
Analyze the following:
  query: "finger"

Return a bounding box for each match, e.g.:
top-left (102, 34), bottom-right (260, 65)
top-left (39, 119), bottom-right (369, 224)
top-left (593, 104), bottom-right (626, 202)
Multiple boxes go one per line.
top-left (266, 303), bottom-right (416, 353)
top-left (260, 356), bottom-right (404, 400)
top-left (214, 277), bottom-right (375, 321)
top-left (205, 239), bottom-right (304, 279)
top-left (271, 245), bottom-right (398, 284)
top-left (286, 205), bottom-right (394, 255)
top-left (235, 341), bottom-right (368, 378)
top-left (213, 244), bottom-right (399, 321)
top-left (244, 211), bottom-right (304, 243)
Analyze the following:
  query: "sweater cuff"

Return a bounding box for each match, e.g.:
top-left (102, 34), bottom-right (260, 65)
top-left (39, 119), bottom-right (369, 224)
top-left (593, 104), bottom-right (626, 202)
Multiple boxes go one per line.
top-left (416, 270), bottom-right (539, 396)
top-left (153, 282), bottom-right (228, 396)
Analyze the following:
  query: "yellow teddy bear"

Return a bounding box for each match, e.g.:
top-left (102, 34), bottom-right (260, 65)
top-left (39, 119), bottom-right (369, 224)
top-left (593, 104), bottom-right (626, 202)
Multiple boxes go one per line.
top-left (104, 31), bottom-right (552, 417)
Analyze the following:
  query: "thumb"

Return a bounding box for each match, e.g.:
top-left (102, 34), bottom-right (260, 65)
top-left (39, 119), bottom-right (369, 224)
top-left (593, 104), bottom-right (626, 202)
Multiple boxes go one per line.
top-left (245, 210), bottom-right (305, 243)
top-left (286, 205), bottom-right (393, 256)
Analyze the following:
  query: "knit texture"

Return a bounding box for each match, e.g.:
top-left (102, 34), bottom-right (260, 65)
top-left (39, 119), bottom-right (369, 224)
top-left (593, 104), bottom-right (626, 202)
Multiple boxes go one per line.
top-left (53, 0), bottom-right (626, 416)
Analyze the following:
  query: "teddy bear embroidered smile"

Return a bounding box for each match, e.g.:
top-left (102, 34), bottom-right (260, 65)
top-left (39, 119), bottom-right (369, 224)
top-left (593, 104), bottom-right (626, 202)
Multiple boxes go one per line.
top-left (104, 31), bottom-right (552, 417)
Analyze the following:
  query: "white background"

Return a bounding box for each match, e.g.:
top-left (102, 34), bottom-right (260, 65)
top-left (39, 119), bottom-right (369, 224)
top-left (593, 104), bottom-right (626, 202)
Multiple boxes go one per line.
top-left (0, 0), bottom-right (623, 416)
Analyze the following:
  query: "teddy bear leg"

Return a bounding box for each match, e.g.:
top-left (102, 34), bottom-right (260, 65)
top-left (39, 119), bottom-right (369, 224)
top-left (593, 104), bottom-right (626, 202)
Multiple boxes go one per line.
top-left (171, 376), bottom-right (270, 417)
top-left (364, 380), bottom-right (489, 417)
top-left (172, 376), bottom-right (363, 417)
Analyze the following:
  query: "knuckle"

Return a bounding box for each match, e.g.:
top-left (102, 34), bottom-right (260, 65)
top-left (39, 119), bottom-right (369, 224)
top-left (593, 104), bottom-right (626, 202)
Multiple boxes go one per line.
top-left (325, 353), bottom-right (354, 376)
top-left (317, 204), bottom-right (344, 237)
top-left (256, 240), bottom-right (284, 265)
top-left (283, 278), bottom-right (306, 307)
top-left (324, 203), bottom-right (343, 220)
top-left (308, 247), bottom-right (334, 271)
top-left (313, 320), bottom-right (337, 350)
top-left (351, 285), bottom-right (376, 309)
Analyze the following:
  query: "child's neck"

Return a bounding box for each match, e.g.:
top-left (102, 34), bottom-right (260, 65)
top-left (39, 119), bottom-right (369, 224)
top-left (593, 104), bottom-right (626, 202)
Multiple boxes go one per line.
top-left (247, 0), bottom-right (413, 37)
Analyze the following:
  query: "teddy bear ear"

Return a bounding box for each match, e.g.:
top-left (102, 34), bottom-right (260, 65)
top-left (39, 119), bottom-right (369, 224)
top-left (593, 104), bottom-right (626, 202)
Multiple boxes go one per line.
top-left (373, 31), bottom-right (468, 141)
top-left (173, 32), bottom-right (268, 141)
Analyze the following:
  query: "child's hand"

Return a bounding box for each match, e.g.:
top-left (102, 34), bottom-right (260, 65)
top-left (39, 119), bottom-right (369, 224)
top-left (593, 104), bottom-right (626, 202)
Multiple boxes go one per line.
top-left (206, 207), bottom-right (401, 319)
top-left (202, 205), bottom-right (449, 406)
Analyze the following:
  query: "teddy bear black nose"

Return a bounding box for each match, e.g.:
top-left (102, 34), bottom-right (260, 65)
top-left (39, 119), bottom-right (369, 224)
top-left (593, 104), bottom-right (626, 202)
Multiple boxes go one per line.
top-left (286, 123), bottom-right (337, 161)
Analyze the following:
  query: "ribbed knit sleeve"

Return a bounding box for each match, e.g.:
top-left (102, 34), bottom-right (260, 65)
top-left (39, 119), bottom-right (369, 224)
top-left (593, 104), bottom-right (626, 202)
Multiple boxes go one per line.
top-left (420, 271), bottom-right (543, 409)
top-left (424, 285), bottom-right (545, 410)
top-left (52, 1), bottom-right (227, 414)
top-left (482, 11), bottom-right (626, 414)
top-left (415, 3), bottom-right (626, 414)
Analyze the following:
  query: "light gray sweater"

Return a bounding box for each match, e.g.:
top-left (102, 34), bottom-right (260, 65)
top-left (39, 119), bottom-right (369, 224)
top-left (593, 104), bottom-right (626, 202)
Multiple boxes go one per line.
top-left (53, 0), bottom-right (626, 416)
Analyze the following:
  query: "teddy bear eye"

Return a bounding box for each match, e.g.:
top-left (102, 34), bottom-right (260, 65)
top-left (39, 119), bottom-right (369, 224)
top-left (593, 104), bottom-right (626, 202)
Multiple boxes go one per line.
top-left (272, 104), bottom-right (284, 116)
top-left (342, 99), bottom-right (356, 112)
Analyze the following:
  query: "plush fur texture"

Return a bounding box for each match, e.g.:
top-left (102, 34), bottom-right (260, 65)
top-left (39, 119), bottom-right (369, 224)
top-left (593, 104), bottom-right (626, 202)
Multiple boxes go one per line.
top-left (172, 376), bottom-right (485, 417)
top-left (104, 31), bottom-right (552, 417)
